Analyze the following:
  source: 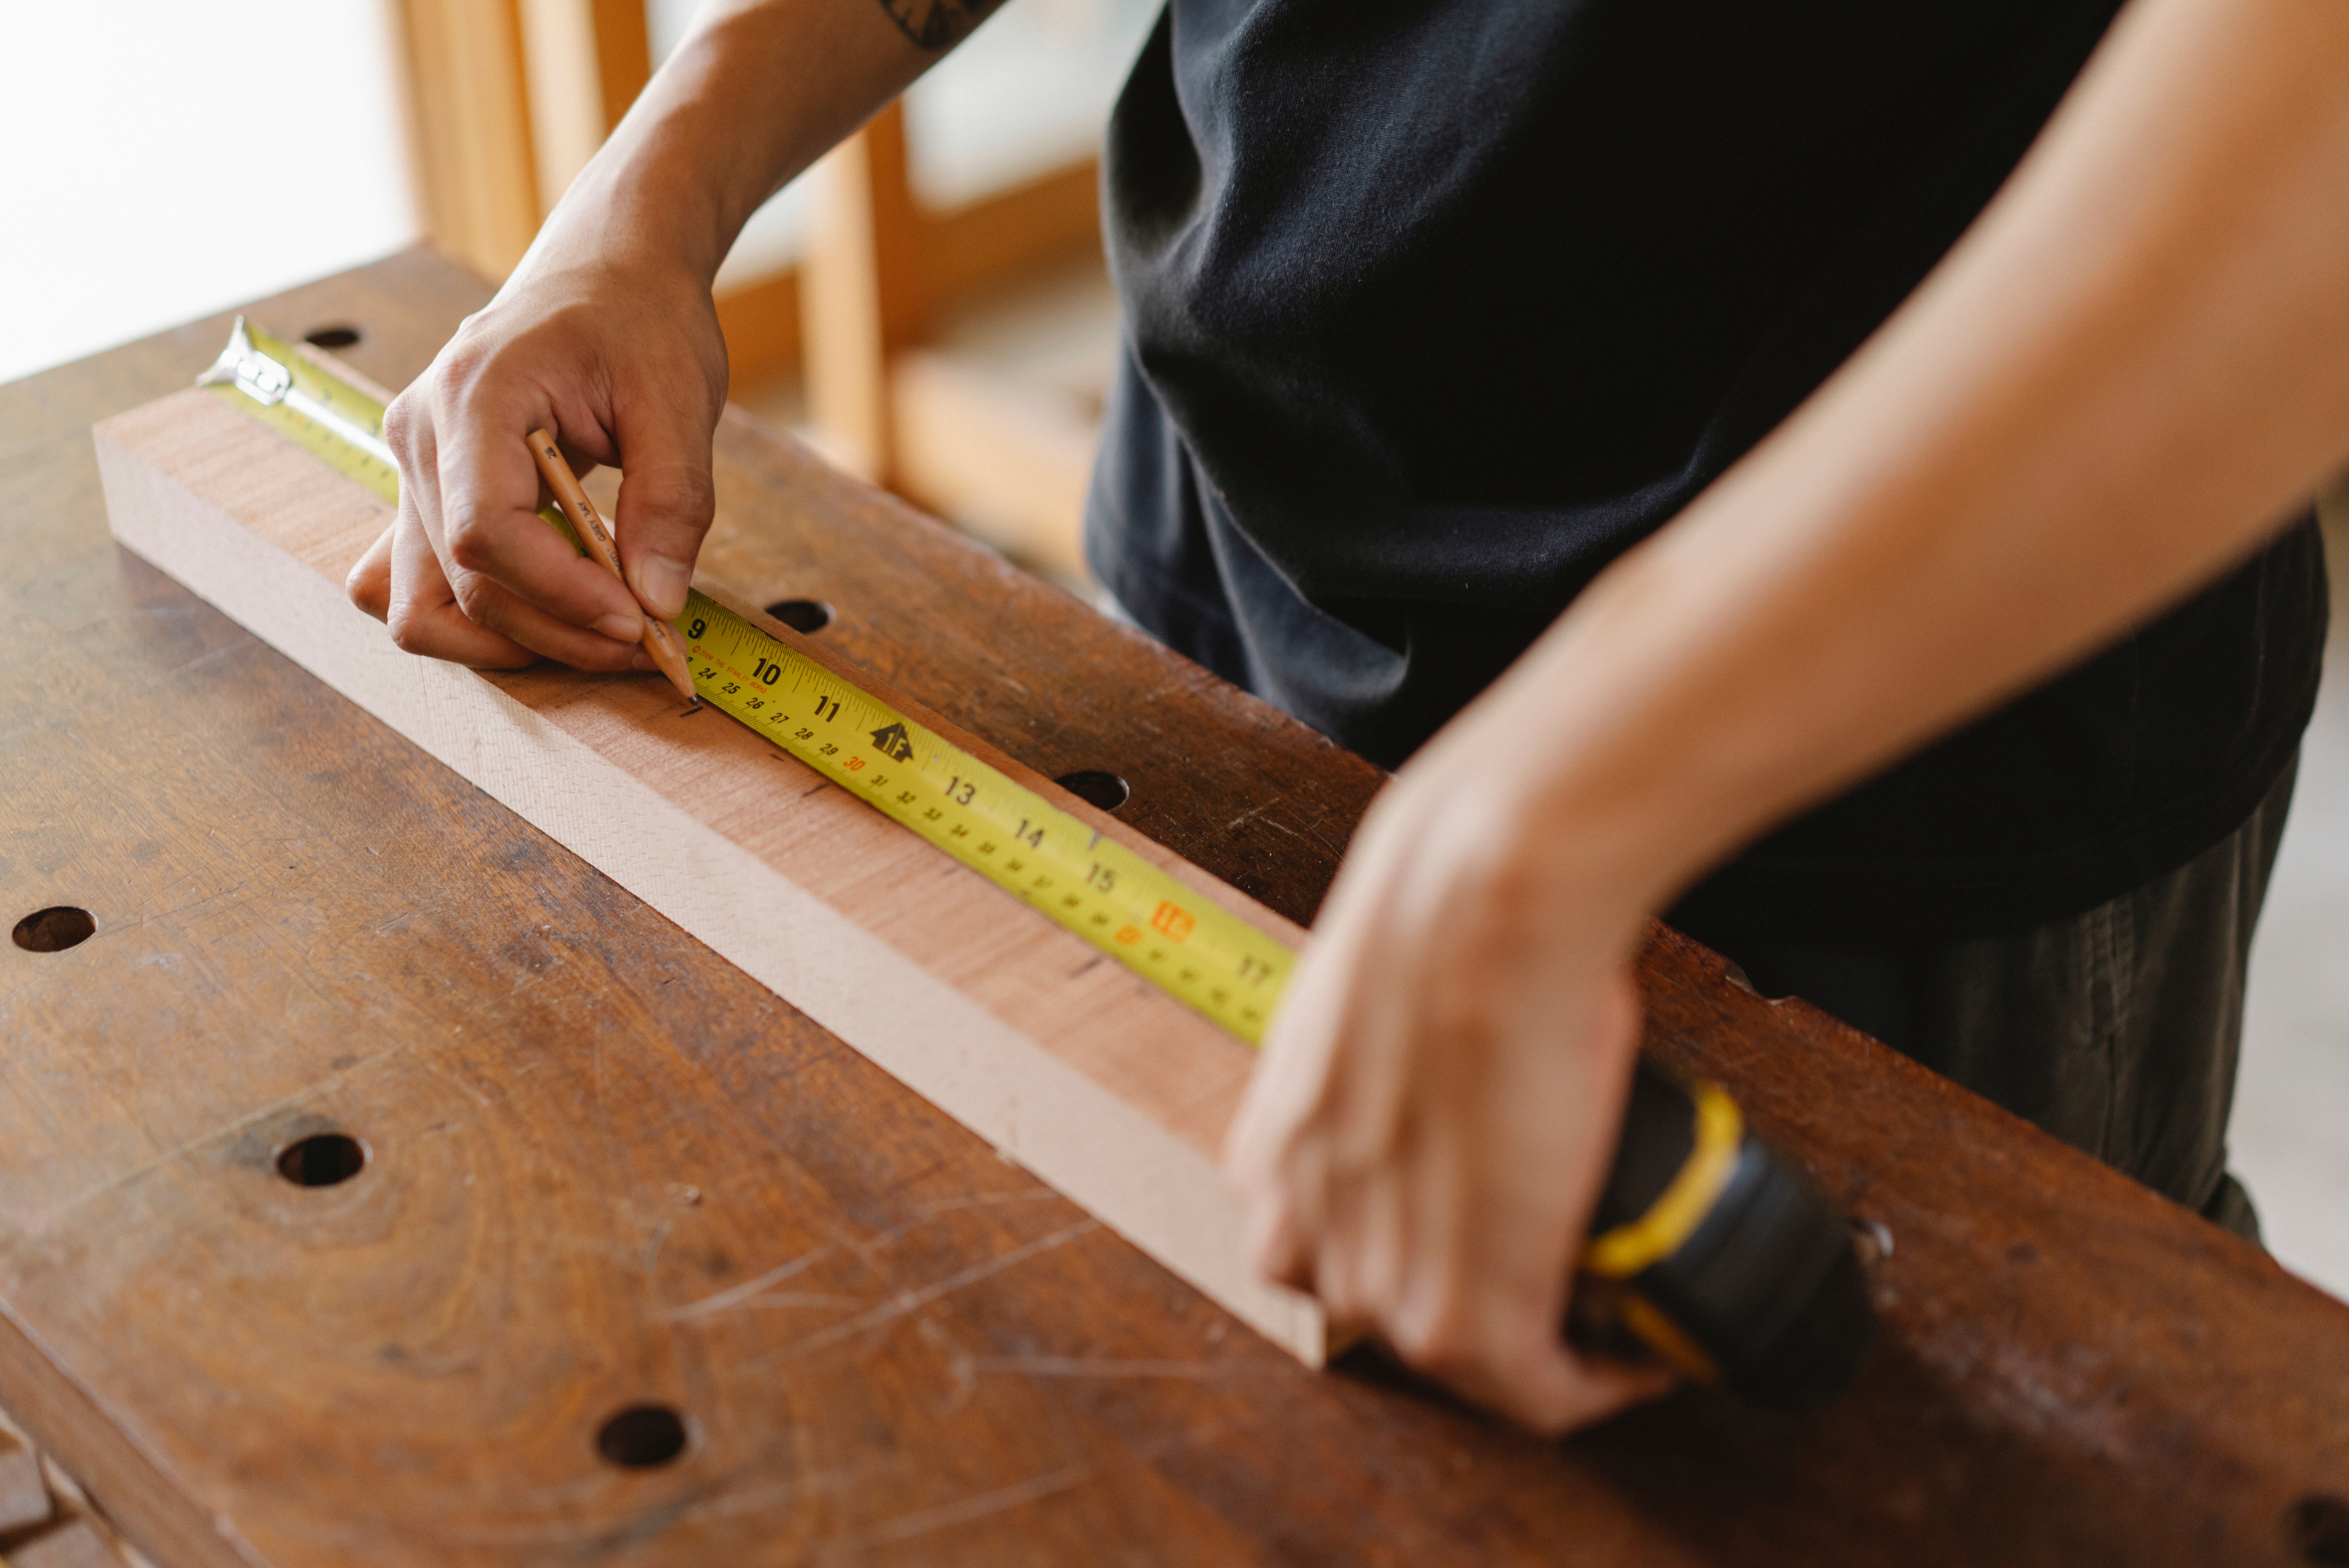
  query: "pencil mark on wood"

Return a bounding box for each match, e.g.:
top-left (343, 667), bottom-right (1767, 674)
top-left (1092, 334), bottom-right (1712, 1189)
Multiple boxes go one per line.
top-left (662, 1246), bottom-right (835, 1320)
top-left (851, 1186), bottom-right (1063, 1256)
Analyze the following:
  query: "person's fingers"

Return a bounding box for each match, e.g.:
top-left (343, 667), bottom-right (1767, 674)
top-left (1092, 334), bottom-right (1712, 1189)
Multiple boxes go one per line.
top-left (1382, 1195), bottom-right (1669, 1436)
top-left (433, 387), bottom-right (649, 640)
top-left (1330, 1166), bottom-right (1408, 1330)
top-left (444, 540), bottom-right (647, 651)
top-left (381, 381), bottom-right (444, 540)
top-left (384, 506), bottom-right (536, 670)
top-left (1241, 1185), bottom-right (1314, 1293)
top-left (609, 366), bottom-right (722, 621)
top-left (381, 472), bottom-right (639, 672)
top-left (1472, 1327), bottom-right (1677, 1436)
top-left (457, 571), bottom-right (650, 671)
top-left (1226, 851), bottom-right (1398, 1194)
top-left (346, 523), bottom-right (395, 621)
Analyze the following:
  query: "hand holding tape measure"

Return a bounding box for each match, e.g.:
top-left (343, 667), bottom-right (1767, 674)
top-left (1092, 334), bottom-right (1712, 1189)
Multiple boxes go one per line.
top-left (206, 318), bottom-right (1872, 1425)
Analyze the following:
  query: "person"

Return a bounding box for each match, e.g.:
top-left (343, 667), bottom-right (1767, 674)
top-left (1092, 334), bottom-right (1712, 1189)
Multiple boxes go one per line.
top-left (347, 0), bottom-right (2341, 1433)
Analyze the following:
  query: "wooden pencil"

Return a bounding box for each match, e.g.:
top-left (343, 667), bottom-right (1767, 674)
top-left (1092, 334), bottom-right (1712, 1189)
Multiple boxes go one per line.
top-left (526, 428), bottom-right (699, 706)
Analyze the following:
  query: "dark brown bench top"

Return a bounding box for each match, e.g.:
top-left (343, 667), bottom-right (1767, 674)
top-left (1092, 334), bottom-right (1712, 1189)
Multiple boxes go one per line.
top-left (0, 246), bottom-right (2340, 1568)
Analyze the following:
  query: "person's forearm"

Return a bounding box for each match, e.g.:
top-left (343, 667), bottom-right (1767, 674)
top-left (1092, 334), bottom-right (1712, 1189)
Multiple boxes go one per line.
top-left (1476, 0), bottom-right (2349, 921)
top-left (518, 0), bottom-right (994, 287)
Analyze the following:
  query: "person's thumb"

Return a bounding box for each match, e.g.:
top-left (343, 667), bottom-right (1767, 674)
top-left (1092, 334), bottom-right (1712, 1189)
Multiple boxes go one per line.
top-left (611, 386), bottom-right (719, 623)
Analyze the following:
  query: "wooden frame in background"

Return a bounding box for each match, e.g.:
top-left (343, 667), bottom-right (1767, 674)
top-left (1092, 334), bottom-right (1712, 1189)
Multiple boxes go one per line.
top-left (394, 1), bottom-right (1108, 579)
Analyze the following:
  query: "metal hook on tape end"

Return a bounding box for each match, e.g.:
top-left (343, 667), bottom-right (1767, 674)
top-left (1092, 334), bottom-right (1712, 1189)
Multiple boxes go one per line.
top-left (197, 317), bottom-right (293, 407)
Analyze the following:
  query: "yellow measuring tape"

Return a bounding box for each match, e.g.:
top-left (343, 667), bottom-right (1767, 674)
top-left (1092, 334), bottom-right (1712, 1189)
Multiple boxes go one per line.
top-left (201, 319), bottom-right (1294, 1044)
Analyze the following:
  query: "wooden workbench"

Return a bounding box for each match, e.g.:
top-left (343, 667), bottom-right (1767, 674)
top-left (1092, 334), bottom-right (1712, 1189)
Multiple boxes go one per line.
top-left (3, 249), bottom-right (2343, 1568)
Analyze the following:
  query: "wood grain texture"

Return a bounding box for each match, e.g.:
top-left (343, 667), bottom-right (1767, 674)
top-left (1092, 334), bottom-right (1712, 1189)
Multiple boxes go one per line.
top-left (0, 248), bottom-right (2343, 1568)
top-left (95, 378), bottom-right (1316, 1360)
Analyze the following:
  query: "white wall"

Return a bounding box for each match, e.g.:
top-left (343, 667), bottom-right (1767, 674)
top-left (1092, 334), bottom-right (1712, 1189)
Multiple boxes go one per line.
top-left (0, 2), bottom-right (417, 385)
top-left (2235, 507), bottom-right (2349, 1303)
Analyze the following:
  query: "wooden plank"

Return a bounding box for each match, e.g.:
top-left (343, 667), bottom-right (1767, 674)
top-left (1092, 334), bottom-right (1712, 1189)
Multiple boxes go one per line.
top-left (393, 0), bottom-right (541, 280)
top-left (92, 379), bottom-right (1321, 1363)
top-left (691, 399), bottom-right (1378, 923)
top-left (2, 249), bottom-right (2345, 1567)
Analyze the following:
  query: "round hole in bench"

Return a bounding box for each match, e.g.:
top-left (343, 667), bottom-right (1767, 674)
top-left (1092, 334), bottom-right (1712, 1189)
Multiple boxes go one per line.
top-left (764, 598), bottom-right (832, 633)
top-left (276, 1132), bottom-right (367, 1188)
top-left (597, 1404), bottom-right (689, 1468)
top-left (304, 324), bottom-right (363, 350)
top-left (2289, 1496), bottom-right (2349, 1566)
top-left (1056, 770), bottom-right (1130, 812)
top-left (13, 906), bottom-right (95, 953)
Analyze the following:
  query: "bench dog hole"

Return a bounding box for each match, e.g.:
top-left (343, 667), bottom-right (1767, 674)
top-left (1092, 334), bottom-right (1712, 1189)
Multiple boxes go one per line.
top-left (1056, 770), bottom-right (1130, 812)
top-left (276, 1132), bottom-right (367, 1188)
top-left (304, 324), bottom-right (362, 350)
top-left (597, 1404), bottom-right (689, 1469)
top-left (12, 906), bottom-right (95, 953)
top-left (2290, 1494), bottom-right (2349, 1566)
top-left (764, 598), bottom-right (832, 633)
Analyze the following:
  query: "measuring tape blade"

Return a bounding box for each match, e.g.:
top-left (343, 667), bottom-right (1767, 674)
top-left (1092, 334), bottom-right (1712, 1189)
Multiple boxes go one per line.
top-left (202, 319), bottom-right (1296, 1044)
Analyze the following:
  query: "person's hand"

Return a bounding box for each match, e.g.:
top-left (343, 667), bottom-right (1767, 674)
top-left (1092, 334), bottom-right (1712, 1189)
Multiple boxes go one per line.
top-left (346, 249), bottom-right (729, 671)
top-left (1223, 699), bottom-right (1677, 1432)
top-left (343, 0), bottom-right (985, 664)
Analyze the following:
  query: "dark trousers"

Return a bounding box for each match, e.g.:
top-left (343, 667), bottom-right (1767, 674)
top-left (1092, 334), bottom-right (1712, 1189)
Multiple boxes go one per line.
top-left (1684, 757), bottom-right (2299, 1241)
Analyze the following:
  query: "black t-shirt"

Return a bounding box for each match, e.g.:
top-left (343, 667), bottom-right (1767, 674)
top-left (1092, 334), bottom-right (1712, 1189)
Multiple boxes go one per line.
top-left (1084, 0), bottom-right (2328, 943)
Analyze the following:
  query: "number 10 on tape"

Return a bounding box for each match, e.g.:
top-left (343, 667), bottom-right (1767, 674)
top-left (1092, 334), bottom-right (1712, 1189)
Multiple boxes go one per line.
top-left (675, 597), bottom-right (1296, 1045)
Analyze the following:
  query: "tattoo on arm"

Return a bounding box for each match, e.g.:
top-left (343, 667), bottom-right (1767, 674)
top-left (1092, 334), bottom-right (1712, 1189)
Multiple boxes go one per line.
top-left (878, 0), bottom-right (1002, 50)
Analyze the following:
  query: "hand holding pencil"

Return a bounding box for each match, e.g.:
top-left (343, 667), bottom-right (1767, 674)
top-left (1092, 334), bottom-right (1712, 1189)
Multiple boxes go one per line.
top-left (526, 428), bottom-right (700, 706)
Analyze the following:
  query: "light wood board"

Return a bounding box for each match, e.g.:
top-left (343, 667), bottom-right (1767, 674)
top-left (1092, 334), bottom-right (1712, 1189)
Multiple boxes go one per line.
top-left (93, 373), bottom-right (1324, 1364)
